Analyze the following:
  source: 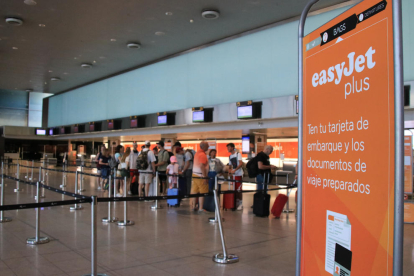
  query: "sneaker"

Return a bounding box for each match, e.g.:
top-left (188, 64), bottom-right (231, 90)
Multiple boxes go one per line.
top-left (116, 193), bottom-right (123, 197)
top-left (97, 187), bottom-right (102, 190)
top-left (128, 191), bottom-right (132, 195)
top-left (198, 209), bottom-right (207, 213)
top-left (237, 205), bottom-right (243, 211)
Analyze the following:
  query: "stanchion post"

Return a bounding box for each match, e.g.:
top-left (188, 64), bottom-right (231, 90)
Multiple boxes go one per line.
top-left (82, 196), bottom-right (109, 276)
top-left (151, 172), bottom-right (162, 210)
top-left (27, 182), bottom-right (49, 245)
top-left (102, 174), bottom-right (118, 223)
top-left (212, 189), bottom-right (238, 264)
top-left (79, 166), bottom-right (85, 192)
top-left (0, 162), bottom-right (12, 223)
top-left (209, 175), bottom-right (219, 223)
top-left (30, 160), bottom-right (34, 181)
top-left (14, 163), bottom-right (21, 192)
top-left (70, 171), bottom-right (83, 210)
top-left (117, 176), bottom-right (134, 226)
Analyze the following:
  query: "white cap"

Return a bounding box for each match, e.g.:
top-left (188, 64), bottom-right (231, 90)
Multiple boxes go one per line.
top-left (145, 140), bottom-right (150, 146)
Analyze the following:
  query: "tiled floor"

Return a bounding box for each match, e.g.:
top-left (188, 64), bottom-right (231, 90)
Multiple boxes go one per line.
top-left (0, 164), bottom-right (413, 275)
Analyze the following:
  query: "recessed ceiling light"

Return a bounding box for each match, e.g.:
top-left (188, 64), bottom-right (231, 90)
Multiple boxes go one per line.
top-left (12, 47), bottom-right (18, 50)
top-left (110, 39), bottom-right (116, 42)
top-left (74, 57), bottom-right (77, 59)
top-left (44, 82), bottom-right (47, 84)
top-left (48, 70), bottom-right (53, 73)
top-left (190, 19), bottom-right (194, 23)
top-left (5, 18), bottom-right (23, 26)
top-left (63, 72), bottom-right (68, 75)
top-left (127, 42), bottom-right (141, 49)
top-left (201, 10), bottom-right (220, 19)
top-left (155, 31), bottom-right (165, 36)
top-left (39, 24), bottom-right (45, 27)
top-left (165, 12), bottom-right (173, 16)
top-left (93, 60), bottom-right (96, 63)
top-left (81, 63), bottom-right (93, 68)
top-left (51, 77), bottom-right (61, 81)
top-left (24, 0), bottom-right (37, 5)
top-left (25, 89), bottom-right (33, 92)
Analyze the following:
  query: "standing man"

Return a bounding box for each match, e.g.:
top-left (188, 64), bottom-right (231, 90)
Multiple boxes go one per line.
top-left (95, 145), bottom-right (106, 190)
top-left (138, 141), bottom-right (156, 198)
top-left (227, 143), bottom-right (243, 210)
top-left (182, 149), bottom-right (194, 195)
top-left (154, 141), bottom-right (169, 195)
top-left (128, 142), bottom-right (140, 195)
top-left (256, 145), bottom-right (277, 190)
top-left (191, 141), bottom-right (209, 212)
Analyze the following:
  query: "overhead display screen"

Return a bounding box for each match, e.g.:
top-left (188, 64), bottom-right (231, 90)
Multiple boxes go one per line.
top-left (130, 119), bottom-right (138, 128)
top-left (193, 111), bottom-right (204, 122)
top-left (237, 105), bottom-right (253, 119)
top-left (49, 129), bottom-right (54, 135)
top-left (89, 124), bottom-right (95, 132)
top-left (36, 129), bottom-right (46, 136)
top-left (108, 121), bottom-right (114, 130)
top-left (158, 115), bottom-right (167, 125)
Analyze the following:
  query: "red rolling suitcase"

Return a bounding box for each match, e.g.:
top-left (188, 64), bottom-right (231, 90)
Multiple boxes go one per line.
top-left (223, 175), bottom-right (236, 211)
top-left (271, 194), bottom-right (288, 218)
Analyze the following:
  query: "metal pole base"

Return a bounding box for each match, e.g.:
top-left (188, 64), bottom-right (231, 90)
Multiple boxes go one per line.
top-left (14, 189), bottom-right (21, 192)
top-left (0, 217), bottom-right (12, 223)
top-left (70, 205), bottom-right (83, 210)
top-left (59, 184), bottom-right (66, 188)
top-left (26, 237), bottom-right (50, 245)
top-left (117, 220), bottom-right (134, 226)
top-left (78, 189), bottom-right (85, 192)
top-left (101, 217), bottom-right (118, 223)
top-left (82, 274), bottom-right (110, 276)
top-left (209, 217), bottom-right (218, 223)
top-left (212, 253), bottom-right (239, 264)
top-left (283, 209), bottom-right (295, 213)
top-left (151, 205), bottom-right (163, 210)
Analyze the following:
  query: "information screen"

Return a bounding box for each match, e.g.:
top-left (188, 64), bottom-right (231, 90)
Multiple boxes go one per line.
top-left (73, 126), bottom-right (78, 133)
top-left (89, 124), bottom-right (95, 132)
top-left (158, 115), bottom-right (167, 125)
top-left (130, 119), bottom-right (138, 128)
top-left (193, 111), bottom-right (204, 122)
top-left (36, 129), bottom-right (46, 136)
top-left (242, 136), bottom-right (250, 154)
top-left (49, 129), bottom-right (54, 135)
top-left (237, 106), bottom-right (252, 119)
top-left (60, 127), bottom-right (65, 134)
top-left (108, 121), bottom-right (114, 130)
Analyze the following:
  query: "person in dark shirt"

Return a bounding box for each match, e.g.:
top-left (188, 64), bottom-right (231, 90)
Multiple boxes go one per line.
top-left (99, 149), bottom-right (111, 190)
top-left (256, 145), bottom-right (277, 190)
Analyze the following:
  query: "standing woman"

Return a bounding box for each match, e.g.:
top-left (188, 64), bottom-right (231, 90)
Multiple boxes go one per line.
top-left (95, 145), bottom-right (106, 190)
top-left (114, 145), bottom-right (124, 194)
top-left (99, 149), bottom-right (111, 190)
top-left (117, 147), bottom-right (131, 197)
top-left (208, 149), bottom-right (224, 190)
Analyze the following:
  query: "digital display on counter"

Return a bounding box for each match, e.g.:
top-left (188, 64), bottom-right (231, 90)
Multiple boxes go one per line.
top-left (242, 136), bottom-right (250, 154)
top-left (36, 129), bottom-right (46, 136)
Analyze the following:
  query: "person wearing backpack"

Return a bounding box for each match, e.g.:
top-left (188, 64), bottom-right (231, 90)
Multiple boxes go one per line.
top-left (95, 145), bottom-right (106, 190)
top-left (255, 145), bottom-right (278, 190)
top-left (154, 141), bottom-right (169, 195)
top-left (137, 141), bottom-right (156, 198)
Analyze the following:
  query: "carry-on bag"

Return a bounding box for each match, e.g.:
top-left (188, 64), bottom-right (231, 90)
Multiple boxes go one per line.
top-left (178, 176), bottom-right (187, 196)
top-left (253, 173), bottom-right (271, 217)
top-left (130, 182), bottom-right (139, 195)
top-left (271, 194), bottom-right (288, 218)
top-left (167, 183), bottom-right (180, 207)
top-left (223, 175), bottom-right (236, 211)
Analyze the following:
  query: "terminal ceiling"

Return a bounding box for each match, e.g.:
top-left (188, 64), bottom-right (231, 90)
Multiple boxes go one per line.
top-left (0, 0), bottom-right (348, 94)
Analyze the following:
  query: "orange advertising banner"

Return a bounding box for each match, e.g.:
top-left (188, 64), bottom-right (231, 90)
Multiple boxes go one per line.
top-left (302, 0), bottom-right (394, 275)
top-left (404, 202), bottom-right (414, 224)
top-left (404, 136), bottom-right (413, 194)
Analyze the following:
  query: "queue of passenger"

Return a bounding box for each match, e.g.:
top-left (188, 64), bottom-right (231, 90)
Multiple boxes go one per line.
top-left (94, 140), bottom-right (279, 213)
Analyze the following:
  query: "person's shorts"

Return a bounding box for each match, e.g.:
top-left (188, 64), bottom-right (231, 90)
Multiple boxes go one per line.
top-left (191, 174), bottom-right (209, 194)
top-left (234, 176), bottom-right (243, 191)
top-left (158, 171), bottom-right (167, 183)
top-left (130, 169), bottom-right (139, 178)
top-left (120, 169), bottom-right (130, 178)
top-left (139, 172), bottom-right (153, 184)
top-left (97, 169), bottom-right (101, 175)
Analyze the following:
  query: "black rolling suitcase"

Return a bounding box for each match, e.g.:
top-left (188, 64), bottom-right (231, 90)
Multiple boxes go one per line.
top-left (253, 173), bottom-right (270, 217)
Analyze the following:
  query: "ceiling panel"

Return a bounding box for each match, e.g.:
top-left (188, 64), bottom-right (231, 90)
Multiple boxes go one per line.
top-left (0, 0), bottom-right (347, 94)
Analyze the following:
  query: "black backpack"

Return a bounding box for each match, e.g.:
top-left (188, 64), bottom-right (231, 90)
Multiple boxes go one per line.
top-left (137, 150), bottom-right (149, 170)
top-left (246, 156), bottom-right (260, 178)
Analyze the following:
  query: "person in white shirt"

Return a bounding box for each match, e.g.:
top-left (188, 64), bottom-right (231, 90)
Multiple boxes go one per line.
top-left (227, 143), bottom-right (244, 210)
top-left (138, 141), bottom-right (156, 199)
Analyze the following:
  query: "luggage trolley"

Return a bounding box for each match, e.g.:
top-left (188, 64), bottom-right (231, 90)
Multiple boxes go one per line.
top-left (275, 170), bottom-right (295, 213)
